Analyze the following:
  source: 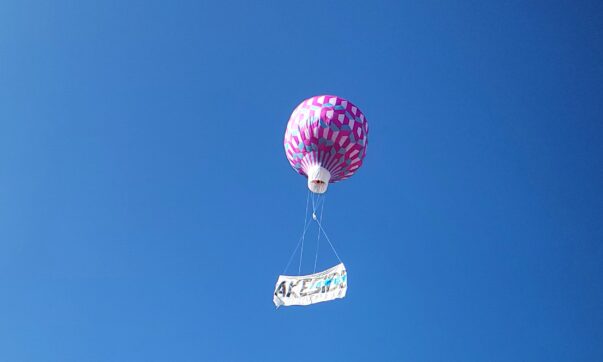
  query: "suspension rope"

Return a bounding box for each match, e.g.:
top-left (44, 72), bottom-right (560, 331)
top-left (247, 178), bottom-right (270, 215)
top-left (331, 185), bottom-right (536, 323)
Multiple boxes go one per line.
top-left (317, 195), bottom-right (326, 213)
top-left (283, 190), bottom-right (343, 276)
top-left (298, 190), bottom-right (310, 275)
top-left (315, 216), bottom-right (342, 264)
top-left (282, 217), bottom-right (313, 274)
top-left (313, 195), bottom-right (325, 273)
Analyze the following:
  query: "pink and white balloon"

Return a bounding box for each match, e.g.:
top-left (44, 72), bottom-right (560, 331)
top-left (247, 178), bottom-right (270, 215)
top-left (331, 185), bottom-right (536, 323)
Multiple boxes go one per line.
top-left (284, 95), bottom-right (368, 193)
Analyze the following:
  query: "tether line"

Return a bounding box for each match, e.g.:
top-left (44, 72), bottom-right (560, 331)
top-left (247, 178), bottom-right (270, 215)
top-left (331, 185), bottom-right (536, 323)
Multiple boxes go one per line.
top-left (298, 190), bottom-right (310, 275)
top-left (315, 216), bottom-right (342, 264)
top-left (313, 195), bottom-right (325, 273)
top-left (283, 216), bottom-right (313, 274)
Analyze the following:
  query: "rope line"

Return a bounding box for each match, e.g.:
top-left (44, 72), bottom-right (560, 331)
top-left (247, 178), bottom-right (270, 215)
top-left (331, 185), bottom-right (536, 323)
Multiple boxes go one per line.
top-left (282, 217), bottom-right (314, 274)
top-left (313, 195), bottom-right (325, 273)
top-left (298, 190), bottom-right (310, 275)
top-left (282, 190), bottom-right (343, 276)
top-left (315, 216), bottom-right (342, 264)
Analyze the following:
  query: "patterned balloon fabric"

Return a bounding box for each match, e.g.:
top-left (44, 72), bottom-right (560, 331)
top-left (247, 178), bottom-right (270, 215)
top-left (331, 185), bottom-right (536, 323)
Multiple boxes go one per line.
top-left (284, 95), bottom-right (368, 184)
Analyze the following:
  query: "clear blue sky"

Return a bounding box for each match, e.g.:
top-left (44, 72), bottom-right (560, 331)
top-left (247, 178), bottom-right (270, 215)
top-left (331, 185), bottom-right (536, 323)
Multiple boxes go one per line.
top-left (1, 1), bottom-right (602, 361)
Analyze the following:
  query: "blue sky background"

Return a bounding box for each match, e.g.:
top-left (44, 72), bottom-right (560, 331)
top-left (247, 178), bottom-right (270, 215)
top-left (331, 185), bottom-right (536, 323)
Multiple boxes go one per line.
top-left (1, 1), bottom-right (602, 361)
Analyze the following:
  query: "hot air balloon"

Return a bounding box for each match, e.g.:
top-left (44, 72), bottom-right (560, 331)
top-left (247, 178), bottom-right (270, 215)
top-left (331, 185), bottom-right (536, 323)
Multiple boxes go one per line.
top-left (274, 95), bottom-right (368, 308)
top-left (284, 95), bottom-right (368, 194)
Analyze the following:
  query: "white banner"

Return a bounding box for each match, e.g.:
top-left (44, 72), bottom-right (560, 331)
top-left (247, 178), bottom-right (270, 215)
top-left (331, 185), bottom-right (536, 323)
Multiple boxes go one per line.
top-left (273, 263), bottom-right (347, 307)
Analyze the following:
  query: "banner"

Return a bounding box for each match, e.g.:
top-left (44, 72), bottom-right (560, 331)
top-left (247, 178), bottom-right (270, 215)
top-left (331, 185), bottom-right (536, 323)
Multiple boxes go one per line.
top-left (273, 263), bottom-right (347, 307)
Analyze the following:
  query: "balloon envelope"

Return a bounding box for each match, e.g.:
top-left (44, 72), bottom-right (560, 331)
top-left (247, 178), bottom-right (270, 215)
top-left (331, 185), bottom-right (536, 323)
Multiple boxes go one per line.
top-left (284, 95), bottom-right (368, 193)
